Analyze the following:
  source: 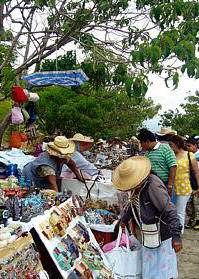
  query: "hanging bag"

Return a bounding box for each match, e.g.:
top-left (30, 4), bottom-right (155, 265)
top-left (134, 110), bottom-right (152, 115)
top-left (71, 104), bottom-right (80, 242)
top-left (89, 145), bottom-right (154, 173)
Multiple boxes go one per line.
top-left (21, 108), bottom-right (30, 121)
top-left (11, 107), bottom-right (24, 124)
top-left (105, 226), bottom-right (142, 279)
top-left (188, 152), bottom-right (198, 191)
top-left (12, 86), bottom-right (27, 103)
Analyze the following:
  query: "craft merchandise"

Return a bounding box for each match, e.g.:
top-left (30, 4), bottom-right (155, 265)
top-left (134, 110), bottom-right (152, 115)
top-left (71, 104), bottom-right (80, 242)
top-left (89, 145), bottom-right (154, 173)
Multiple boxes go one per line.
top-left (0, 234), bottom-right (44, 278)
top-left (12, 86), bottom-right (27, 103)
top-left (40, 219), bottom-right (54, 240)
top-left (85, 209), bottom-right (118, 225)
top-left (0, 224), bottom-right (22, 248)
top-left (11, 106), bottom-right (24, 124)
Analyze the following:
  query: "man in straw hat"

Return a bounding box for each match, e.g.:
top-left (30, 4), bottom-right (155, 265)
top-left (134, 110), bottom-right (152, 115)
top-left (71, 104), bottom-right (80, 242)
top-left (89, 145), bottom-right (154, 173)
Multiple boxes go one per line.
top-left (137, 129), bottom-right (177, 201)
top-left (22, 136), bottom-right (84, 192)
top-left (61, 133), bottom-right (98, 179)
top-left (112, 157), bottom-right (182, 279)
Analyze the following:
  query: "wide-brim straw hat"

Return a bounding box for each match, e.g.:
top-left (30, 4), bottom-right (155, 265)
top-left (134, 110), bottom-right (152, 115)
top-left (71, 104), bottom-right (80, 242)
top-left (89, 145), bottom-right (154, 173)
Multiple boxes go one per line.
top-left (70, 133), bottom-right (94, 143)
top-left (112, 156), bottom-right (151, 191)
top-left (156, 127), bottom-right (177, 136)
top-left (47, 136), bottom-right (75, 159)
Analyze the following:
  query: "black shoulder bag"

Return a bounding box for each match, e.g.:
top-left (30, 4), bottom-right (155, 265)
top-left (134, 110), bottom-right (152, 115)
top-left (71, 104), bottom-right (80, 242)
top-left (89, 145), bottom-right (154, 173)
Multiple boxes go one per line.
top-left (188, 152), bottom-right (198, 191)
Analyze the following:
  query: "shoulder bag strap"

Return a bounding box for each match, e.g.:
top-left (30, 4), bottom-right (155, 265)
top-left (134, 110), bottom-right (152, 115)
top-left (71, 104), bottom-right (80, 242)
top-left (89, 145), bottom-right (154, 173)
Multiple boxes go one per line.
top-left (188, 152), bottom-right (193, 171)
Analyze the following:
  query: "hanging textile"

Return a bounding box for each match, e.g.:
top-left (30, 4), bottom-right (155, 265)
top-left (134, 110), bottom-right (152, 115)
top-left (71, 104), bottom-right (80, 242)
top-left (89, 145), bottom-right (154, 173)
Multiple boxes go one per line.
top-left (21, 69), bottom-right (89, 87)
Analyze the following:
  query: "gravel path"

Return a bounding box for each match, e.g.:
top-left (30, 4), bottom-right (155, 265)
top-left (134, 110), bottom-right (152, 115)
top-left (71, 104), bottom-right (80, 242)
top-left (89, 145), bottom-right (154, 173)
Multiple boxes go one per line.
top-left (177, 229), bottom-right (199, 279)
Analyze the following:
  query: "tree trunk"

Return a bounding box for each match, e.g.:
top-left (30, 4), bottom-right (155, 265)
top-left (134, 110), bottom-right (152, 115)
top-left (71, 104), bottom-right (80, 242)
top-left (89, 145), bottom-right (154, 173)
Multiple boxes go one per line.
top-left (0, 112), bottom-right (11, 148)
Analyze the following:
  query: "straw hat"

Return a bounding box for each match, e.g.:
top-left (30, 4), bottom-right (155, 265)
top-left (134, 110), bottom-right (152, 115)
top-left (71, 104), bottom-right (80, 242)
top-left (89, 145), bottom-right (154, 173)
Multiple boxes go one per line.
top-left (96, 138), bottom-right (105, 144)
top-left (47, 136), bottom-right (75, 159)
top-left (156, 127), bottom-right (177, 136)
top-left (112, 156), bottom-right (151, 191)
top-left (70, 133), bottom-right (94, 143)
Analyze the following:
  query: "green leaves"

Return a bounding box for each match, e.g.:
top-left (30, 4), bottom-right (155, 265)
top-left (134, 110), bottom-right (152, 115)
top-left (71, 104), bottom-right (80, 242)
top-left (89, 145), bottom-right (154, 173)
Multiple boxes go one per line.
top-left (1, 66), bottom-right (15, 96)
top-left (172, 72), bottom-right (179, 90)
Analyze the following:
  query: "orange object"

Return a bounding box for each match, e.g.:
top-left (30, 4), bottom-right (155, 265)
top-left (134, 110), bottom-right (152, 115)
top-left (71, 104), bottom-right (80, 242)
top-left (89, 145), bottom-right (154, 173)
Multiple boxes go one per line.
top-left (20, 133), bottom-right (28, 142)
top-left (9, 131), bottom-right (22, 148)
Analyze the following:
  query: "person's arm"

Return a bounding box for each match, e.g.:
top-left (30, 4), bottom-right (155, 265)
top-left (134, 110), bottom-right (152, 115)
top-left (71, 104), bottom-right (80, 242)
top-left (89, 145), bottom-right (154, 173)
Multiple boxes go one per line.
top-left (66, 159), bottom-right (85, 183)
top-left (167, 165), bottom-right (177, 196)
top-left (45, 175), bottom-right (58, 192)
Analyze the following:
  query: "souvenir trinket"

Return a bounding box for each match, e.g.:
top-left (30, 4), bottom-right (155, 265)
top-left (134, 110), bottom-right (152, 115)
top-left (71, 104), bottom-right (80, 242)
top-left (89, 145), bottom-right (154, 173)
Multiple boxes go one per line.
top-left (40, 220), bottom-right (54, 240)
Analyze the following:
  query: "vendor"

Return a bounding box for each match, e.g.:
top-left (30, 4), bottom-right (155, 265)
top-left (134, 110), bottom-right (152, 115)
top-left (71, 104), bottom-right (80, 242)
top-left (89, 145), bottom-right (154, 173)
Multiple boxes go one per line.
top-left (61, 133), bottom-right (99, 179)
top-left (22, 136), bottom-right (84, 192)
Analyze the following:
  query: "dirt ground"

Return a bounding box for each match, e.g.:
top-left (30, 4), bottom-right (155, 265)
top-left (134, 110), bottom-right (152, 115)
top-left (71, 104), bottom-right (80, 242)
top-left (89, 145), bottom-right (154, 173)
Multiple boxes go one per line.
top-left (177, 229), bottom-right (199, 279)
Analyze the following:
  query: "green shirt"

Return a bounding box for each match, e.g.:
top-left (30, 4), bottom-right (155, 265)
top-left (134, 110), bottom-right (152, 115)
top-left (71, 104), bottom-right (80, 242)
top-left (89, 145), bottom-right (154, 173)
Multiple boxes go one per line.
top-left (145, 142), bottom-right (177, 183)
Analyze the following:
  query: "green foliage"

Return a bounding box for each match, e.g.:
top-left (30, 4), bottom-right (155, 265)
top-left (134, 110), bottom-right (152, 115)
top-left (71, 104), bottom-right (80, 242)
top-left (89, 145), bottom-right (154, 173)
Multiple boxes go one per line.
top-left (36, 86), bottom-right (160, 139)
top-left (160, 91), bottom-right (199, 136)
top-left (41, 51), bottom-right (77, 71)
top-left (132, 0), bottom-right (199, 89)
top-left (0, 66), bottom-right (15, 96)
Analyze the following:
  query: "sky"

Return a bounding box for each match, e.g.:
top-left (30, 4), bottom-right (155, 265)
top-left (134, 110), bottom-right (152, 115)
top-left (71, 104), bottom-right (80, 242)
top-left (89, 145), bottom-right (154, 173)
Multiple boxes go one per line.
top-left (144, 74), bottom-right (199, 132)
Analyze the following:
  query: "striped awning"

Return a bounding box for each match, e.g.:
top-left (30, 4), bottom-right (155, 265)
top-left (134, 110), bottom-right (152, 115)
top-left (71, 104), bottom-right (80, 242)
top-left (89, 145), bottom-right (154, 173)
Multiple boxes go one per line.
top-left (21, 69), bottom-right (89, 87)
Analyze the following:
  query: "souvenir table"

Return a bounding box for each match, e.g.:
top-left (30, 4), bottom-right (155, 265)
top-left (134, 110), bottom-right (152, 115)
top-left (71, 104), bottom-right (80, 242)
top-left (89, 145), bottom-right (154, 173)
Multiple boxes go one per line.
top-left (31, 198), bottom-right (114, 279)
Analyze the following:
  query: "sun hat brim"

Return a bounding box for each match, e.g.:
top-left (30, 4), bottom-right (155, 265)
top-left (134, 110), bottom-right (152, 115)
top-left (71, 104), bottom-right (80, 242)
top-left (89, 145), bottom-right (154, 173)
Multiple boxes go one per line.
top-left (112, 156), bottom-right (151, 191)
top-left (70, 137), bottom-right (94, 143)
top-left (47, 140), bottom-right (75, 158)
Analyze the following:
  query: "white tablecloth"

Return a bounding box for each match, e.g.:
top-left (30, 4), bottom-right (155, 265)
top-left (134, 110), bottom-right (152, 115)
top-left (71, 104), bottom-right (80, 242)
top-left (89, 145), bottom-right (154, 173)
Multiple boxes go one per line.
top-left (61, 178), bottom-right (119, 205)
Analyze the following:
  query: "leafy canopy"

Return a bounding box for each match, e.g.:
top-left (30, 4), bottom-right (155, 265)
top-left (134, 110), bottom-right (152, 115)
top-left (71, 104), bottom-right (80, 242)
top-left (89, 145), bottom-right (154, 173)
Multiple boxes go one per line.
top-left (160, 91), bottom-right (199, 136)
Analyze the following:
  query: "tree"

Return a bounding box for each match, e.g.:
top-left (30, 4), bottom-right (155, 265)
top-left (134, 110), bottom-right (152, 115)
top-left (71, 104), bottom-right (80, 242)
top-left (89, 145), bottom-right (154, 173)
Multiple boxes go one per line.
top-left (36, 85), bottom-right (160, 139)
top-left (0, 0), bottom-right (198, 95)
top-left (1, 0), bottom-right (199, 144)
top-left (160, 91), bottom-right (199, 136)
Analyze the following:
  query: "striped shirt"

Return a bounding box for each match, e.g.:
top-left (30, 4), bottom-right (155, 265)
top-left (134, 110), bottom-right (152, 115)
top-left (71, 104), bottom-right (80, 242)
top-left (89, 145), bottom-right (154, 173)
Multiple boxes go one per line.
top-left (145, 142), bottom-right (177, 183)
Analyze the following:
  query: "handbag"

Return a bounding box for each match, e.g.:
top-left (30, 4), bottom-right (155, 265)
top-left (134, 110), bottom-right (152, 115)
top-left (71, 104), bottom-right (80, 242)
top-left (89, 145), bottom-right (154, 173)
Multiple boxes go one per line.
top-left (12, 86), bottom-right (27, 103)
top-left (105, 226), bottom-right (142, 279)
top-left (131, 204), bottom-right (162, 249)
top-left (188, 152), bottom-right (198, 191)
top-left (11, 107), bottom-right (24, 124)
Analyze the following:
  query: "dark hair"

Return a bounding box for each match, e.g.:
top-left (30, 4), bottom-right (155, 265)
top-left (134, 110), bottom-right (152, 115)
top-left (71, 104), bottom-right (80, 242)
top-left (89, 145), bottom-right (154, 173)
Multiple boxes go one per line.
top-left (137, 128), bottom-right (156, 142)
top-left (169, 135), bottom-right (185, 149)
top-left (186, 137), bottom-right (197, 145)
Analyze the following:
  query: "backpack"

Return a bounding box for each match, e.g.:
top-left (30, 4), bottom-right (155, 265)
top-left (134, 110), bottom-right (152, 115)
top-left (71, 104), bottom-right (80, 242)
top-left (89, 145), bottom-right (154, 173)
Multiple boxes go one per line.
top-left (11, 107), bottom-right (24, 124)
top-left (12, 86), bottom-right (27, 103)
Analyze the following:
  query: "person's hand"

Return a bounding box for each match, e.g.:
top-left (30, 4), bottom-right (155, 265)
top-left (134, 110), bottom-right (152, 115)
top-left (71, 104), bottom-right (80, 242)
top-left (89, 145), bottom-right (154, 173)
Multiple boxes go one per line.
top-left (76, 174), bottom-right (85, 183)
top-left (172, 239), bottom-right (182, 253)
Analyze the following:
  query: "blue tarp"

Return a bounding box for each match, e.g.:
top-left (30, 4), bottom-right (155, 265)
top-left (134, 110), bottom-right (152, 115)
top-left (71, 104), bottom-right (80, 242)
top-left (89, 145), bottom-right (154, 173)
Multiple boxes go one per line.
top-left (21, 69), bottom-right (89, 87)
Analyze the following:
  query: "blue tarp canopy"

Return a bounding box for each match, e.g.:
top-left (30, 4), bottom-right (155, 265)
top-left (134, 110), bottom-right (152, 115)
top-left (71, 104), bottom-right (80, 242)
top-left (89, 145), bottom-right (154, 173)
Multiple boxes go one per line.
top-left (21, 69), bottom-right (89, 87)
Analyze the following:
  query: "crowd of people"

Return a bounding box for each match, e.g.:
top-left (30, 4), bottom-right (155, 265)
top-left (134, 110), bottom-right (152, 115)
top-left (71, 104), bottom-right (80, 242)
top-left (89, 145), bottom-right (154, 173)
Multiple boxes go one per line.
top-left (21, 127), bottom-right (199, 279)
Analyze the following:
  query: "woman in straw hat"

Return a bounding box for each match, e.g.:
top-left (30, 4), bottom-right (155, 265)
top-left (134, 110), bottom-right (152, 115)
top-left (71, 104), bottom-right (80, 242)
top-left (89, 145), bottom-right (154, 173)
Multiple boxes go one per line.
top-left (61, 133), bottom-right (98, 179)
top-left (112, 156), bottom-right (182, 279)
top-left (22, 136), bottom-right (84, 191)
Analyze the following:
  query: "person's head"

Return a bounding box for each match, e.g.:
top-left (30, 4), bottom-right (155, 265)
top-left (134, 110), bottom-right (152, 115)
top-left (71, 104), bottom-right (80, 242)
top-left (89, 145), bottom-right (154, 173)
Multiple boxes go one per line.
top-left (111, 156), bottom-right (151, 192)
top-left (168, 135), bottom-right (185, 154)
top-left (47, 136), bottom-right (75, 162)
top-left (137, 129), bottom-right (156, 151)
top-left (70, 133), bottom-right (94, 152)
top-left (185, 137), bottom-right (197, 153)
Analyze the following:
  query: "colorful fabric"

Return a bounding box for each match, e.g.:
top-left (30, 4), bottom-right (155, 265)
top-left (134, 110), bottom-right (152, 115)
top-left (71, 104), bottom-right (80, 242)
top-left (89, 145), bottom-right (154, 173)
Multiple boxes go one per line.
top-left (142, 238), bottom-right (178, 279)
top-left (21, 69), bottom-right (89, 87)
top-left (37, 165), bottom-right (56, 177)
top-left (175, 152), bottom-right (194, 196)
top-left (145, 143), bottom-right (177, 183)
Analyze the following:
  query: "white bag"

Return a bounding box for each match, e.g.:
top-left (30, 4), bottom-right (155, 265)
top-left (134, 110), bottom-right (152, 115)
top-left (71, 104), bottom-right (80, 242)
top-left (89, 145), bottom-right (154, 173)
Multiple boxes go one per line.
top-left (24, 89), bottom-right (40, 102)
top-left (105, 227), bottom-right (142, 279)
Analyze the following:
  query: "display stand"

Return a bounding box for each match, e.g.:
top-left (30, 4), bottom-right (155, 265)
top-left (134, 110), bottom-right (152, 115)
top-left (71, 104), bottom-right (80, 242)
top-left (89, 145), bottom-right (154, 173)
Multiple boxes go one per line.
top-left (32, 199), bottom-right (113, 279)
